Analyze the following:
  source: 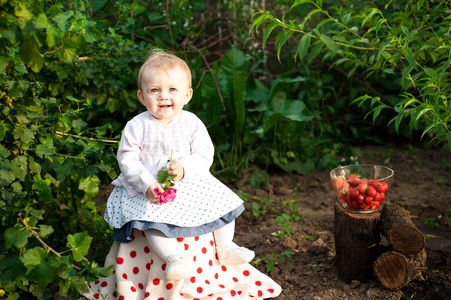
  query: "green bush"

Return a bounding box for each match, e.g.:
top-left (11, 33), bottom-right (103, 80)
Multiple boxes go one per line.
top-left (251, 0), bottom-right (451, 152)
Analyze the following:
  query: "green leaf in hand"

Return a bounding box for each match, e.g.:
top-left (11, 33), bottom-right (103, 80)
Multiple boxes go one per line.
top-left (157, 167), bottom-right (176, 191)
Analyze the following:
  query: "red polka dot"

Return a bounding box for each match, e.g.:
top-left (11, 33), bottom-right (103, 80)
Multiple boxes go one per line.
top-left (195, 236), bottom-right (199, 241)
top-left (243, 270), bottom-right (250, 276)
top-left (100, 281), bottom-right (107, 287)
top-left (177, 237), bottom-right (184, 242)
top-left (153, 278), bottom-right (160, 286)
top-left (119, 296), bottom-right (124, 300)
top-left (133, 267), bottom-right (139, 274)
top-left (112, 291), bottom-right (117, 297)
top-left (138, 283), bottom-right (144, 289)
top-left (131, 286), bottom-right (137, 292)
top-left (231, 290), bottom-right (236, 296)
top-left (94, 280), bottom-right (99, 284)
top-left (221, 265), bottom-right (227, 272)
top-left (130, 251), bottom-right (137, 258)
top-left (166, 283), bottom-right (173, 290)
top-left (268, 288), bottom-right (275, 293)
top-left (215, 253), bottom-right (219, 260)
top-left (255, 280), bottom-right (262, 286)
top-left (216, 298), bottom-right (223, 300)
top-left (209, 260), bottom-right (213, 266)
top-left (219, 284), bottom-right (225, 288)
top-left (131, 234), bottom-right (135, 241)
top-left (202, 247), bottom-right (207, 254)
top-left (151, 259), bottom-right (154, 265)
top-left (144, 246), bottom-right (150, 253)
top-left (238, 291), bottom-right (242, 295)
top-left (93, 294), bottom-right (99, 299)
top-left (205, 280), bottom-right (210, 284)
top-left (258, 290), bottom-right (263, 297)
top-left (162, 263), bottom-right (166, 271)
top-left (193, 255), bottom-right (197, 262)
top-left (141, 231), bottom-right (146, 237)
top-left (117, 257), bottom-right (124, 264)
top-left (144, 292), bottom-right (150, 298)
top-left (197, 267), bottom-right (203, 274)
top-left (146, 263), bottom-right (151, 270)
top-left (122, 273), bottom-right (127, 279)
top-left (158, 298), bottom-right (164, 300)
top-left (210, 240), bottom-right (214, 246)
top-left (233, 277), bottom-right (238, 282)
top-left (214, 273), bottom-right (219, 279)
top-left (184, 244), bottom-right (189, 250)
top-left (197, 287), bottom-right (203, 293)
top-left (190, 276), bottom-right (196, 283)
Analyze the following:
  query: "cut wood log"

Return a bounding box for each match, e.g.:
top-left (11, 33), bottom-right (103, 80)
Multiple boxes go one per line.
top-left (373, 249), bottom-right (427, 290)
top-left (381, 203), bottom-right (425, 254)
top-left (334, 202), bottom-right (384, 283)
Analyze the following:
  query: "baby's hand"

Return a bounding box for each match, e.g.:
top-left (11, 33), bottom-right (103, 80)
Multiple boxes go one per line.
top-left (168, 162), bottom-right (184, 181)
top-left (146, 182), bottom-right (164, 202)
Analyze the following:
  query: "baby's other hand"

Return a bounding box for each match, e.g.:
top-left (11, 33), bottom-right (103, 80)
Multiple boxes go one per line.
top-left (168, 162), bottom-right (184, 181)
top-left (146, 182), bottom-right (163, 202)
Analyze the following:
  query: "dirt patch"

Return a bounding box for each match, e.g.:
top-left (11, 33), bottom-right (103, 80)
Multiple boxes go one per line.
top-left (231, 145), bottom-right (451, 300)
top-left (77, 144), bottom-right (450, 300)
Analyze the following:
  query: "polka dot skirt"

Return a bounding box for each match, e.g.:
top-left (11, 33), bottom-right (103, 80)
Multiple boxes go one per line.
top-left (84, 230), bottom-right (281, 299)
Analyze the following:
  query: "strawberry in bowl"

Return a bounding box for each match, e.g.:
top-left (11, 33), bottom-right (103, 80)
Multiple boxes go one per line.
top-left (330, 164), bottom-right (394, 213)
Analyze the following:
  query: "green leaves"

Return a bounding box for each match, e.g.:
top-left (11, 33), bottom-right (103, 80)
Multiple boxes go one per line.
top-left (19, 37), bottom-right (44, 73)
top-left (157, 167), bottom-right (176, 191)
top-left (67, 232), bottom-right (92, 262)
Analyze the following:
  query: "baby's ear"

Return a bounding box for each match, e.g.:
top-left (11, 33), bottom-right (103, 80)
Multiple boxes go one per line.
top-left (185, 88), bottom-right (193, 105)
top-left (137, 90), bottom-right (145, 104)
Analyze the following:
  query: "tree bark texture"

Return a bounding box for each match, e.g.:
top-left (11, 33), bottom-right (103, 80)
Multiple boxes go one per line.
top-left (373, 249), bottom-right (427, 290)
top-left (334, 202), bottom-right (384, 283)
top-left (381, 202), bottom-right (425, 254)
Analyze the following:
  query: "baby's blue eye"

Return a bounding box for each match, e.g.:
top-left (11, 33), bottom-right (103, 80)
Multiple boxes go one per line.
top-left (150, 88), bottom-right (158, 93)
top-left (170, 88), bottom-right (176, 92)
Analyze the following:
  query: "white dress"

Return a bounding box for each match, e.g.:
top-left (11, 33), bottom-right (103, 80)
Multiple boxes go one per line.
top-left (104, 110), bottom-right (244, 241)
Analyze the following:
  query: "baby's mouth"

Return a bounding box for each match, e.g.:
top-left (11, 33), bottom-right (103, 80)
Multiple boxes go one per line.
top-left (159, 105), bottom-right (172, 108)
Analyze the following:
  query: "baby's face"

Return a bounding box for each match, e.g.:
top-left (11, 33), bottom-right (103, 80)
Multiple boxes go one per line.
top-left (138, 67), bottom-right (193, 124)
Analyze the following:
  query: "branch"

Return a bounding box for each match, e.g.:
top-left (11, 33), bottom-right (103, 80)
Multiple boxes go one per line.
top-left (56, 131), bottom-right (118, 144)
top-left (190, 45), bottom-right (226, 111)
top-left (19, 215), bottom-right (61, 258)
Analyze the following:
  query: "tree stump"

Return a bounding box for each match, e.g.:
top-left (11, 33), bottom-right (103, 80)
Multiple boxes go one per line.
top-left (373, 249), bottom-right (427, 290)
top-left (381, 203), bottom-right (425, 254)
top-left (334, 202), bottom-right (384, 283)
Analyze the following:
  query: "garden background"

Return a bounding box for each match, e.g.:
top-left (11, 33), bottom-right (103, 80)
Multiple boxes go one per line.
top-left (1, 0), bottom-right (450, 299)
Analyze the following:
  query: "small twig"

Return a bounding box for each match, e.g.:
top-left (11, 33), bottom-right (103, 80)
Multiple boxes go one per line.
top-left (190, 45), bottom-right (226, 111)
top-left (19, 215), bottom-right (61, 257)
top-left (56, 131), bottom-right (118, 143)
top-left (166, 0), bottom-right (175, 51)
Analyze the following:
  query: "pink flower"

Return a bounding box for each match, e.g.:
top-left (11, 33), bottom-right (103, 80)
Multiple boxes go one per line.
top-left (154, 187), bottom-right (177, 204)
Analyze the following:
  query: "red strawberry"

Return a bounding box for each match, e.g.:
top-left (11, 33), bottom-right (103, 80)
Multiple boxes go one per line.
top-left (356, 182), bottom-right (368, 193)
top-left (364, 196), bottom-right (373, 204)
top-left (349, 187), bottom-right (359, 198)
top-left (348, 174), bottom-right (360, 181)
top-left (334, 179), bottom-right (345, 189)
top-left (366, 186), bottom-right (376, 197)
top-left (357, 194), bottom-right (365, 204)
top-left (377, 181), bottom-right (389, 193)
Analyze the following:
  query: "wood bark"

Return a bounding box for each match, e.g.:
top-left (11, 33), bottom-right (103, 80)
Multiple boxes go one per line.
top-left (334, 202), bottom-right (384, 283)
top-left (381, 203), bottom-right (425, 254)
top-left (373, 249), bottom-right (427, 290)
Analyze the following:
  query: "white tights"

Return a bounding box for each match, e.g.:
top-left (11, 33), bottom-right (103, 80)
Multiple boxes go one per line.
top-left (145, 220), bottom-right (236, 262)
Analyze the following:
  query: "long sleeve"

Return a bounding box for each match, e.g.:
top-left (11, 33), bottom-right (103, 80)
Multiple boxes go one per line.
top-left (116, 119), bottom-right (157, 196)
top-left (178, 117), bottom-right (215, 181)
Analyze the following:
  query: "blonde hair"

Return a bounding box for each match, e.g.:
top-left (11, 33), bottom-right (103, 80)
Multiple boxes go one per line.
top-left (137, 49), bottom-right (192, 91)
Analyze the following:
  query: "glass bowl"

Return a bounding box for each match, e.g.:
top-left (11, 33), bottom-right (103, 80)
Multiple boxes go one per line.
top-left (330, 164), bottom-right (394, 213)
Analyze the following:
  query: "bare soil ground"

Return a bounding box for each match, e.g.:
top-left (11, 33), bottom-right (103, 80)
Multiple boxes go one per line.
top-left (232, 144), bottom-right (451, 300)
